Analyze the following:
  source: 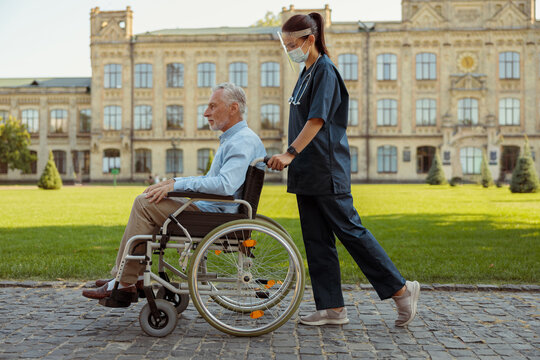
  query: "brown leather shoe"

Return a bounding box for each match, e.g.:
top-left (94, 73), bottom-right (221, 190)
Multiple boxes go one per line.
top-left (82, 283), bottom-right (136, 300)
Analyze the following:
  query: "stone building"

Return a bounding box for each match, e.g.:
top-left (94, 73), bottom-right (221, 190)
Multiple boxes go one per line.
top-left (0, 0), bottom-right (539, 183)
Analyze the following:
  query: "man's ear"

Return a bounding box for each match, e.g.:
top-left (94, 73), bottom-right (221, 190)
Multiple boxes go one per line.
top-left (230, 102), bottom-right (239, 115)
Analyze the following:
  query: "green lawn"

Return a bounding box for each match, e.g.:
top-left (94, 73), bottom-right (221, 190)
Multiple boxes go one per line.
top-left (0, 184), bottom-right (538, 284)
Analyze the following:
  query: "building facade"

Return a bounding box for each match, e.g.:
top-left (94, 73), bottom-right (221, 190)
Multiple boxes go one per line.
top-left (1, 0), bottom-right (539, 183)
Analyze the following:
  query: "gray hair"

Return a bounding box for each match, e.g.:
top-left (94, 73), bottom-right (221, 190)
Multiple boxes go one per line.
top-left (213, 82), bottom-right (246, 116)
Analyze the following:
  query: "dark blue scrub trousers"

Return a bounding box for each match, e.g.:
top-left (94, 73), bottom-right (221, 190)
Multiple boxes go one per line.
top-left (296, 193), bottom-right (405, 310)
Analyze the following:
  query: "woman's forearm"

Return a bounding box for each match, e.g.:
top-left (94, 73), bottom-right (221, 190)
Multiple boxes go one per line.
top-left (290, 118), bottom-right (324, 153)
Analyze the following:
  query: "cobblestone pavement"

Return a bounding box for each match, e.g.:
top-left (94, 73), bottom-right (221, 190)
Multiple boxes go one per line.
top-left (0, 284), bottom-right (538, 360)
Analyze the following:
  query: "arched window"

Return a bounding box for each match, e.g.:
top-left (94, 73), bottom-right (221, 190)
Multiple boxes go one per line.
top-left (79, 109), bottom-right (91, 133)
top-left (460, 147), bottom-right (482, 175)
top-left (458, 98), bottom-right (478, 125)
top-left (104, 64), bottom-right (122, 88)
top-left (499, 52), bottom-right (520, 79)
top-left (377, 146), bottom-right (397, 173)
top-left (135, 149), bottom-right (152, 173)
top-left (416, 53), bottom-right (436, 80)
top-left (417, 146), bottom-right (436, 173)
top-left (416, 99), bottom-right (436, 126)
top-left (377, 54), bottom-right (397, 80)
top-left (49, 109), bottom-right (67, 133)
top-left (261, 62), bottom-right (280, 87)
top-left (134, 105), bottom-right (152, 130)
top-left (349, 99), bottom-right (358, 126)
top-left (52, 150), bottom-right (66, 174)
top-left (229, 62), bottom-right (248, 87)
top-left (198, 62), bottom-right (216, 87)
top-left (499, 98), bottom-right (520, 126)
top-left (261, 104), bottom-right (280, 130)
top-left (166, 149), bottom-right (183, 175)
top-left (167, 63), bottom-right (184, 88)
top-left (350, 146), bottom-right (359, 173)
top-left (104, 106), bottom-right (122, 130)
top-left (166, 105), bottom-right (183, 130)
top-left (21, 109), bottom-right (39, 133)
top-left (135, 63), bottom-right (153, 88)
top-left (377, 99), bottom-right (397, 126)
top-left (103, 149), bottom-right (120, 173)
top-left (338, 54), bottom-right (358, 81)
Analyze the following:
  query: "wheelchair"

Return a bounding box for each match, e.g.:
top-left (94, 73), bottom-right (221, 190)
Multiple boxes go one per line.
top-left (103, 157), bottom-right (305, 337)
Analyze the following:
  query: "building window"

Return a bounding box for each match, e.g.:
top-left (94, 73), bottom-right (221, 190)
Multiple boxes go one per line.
top-left (417, 146), bottom-right (436, 174)
top-left (135, 149), bottom-right (152, 173)
top-left (21, 109), bottom-right (39, 133)
top-left (134, 105), bottom-right (152, 130)
top-left (166, 149), bottom-right (183, 174)
top-left (458, 98), bottom-right (478, 125)
top-left (350, 146), bottom-right (359, 173)
top-left (23, 150), bottom-right (38, 174)
top-left (49, 109), bottom-right (67, 133)
top-left (338, 54), bottom-right (358, 81)
top-left (104, 64), bottom-right (122, 88)
top-left (0, 159), bottom-right (7, 174)
top-left (79, 109), bottom-right (91, 133)
top-left (197, 105), bottom-right (209, 130)
top-left (377, 99), bottom-right (397, 126)
top-left (167, 63), bottom-right (184, 88)
top-left (501, 146), bottom-right (520, 173)
top-left (198, 62), bottom-right (216, 87)
top-left (349, 99), bottom-right (358, 126)
top-left (377, 53), bottom-right (397, 80)
top-left (416, 99), bottom-right (437, 126)
top-left (72, 150), bottom-right (89, 175)
top-left (135, 63), bottom-right (153, 88)
top-left (499, 98), bottom-right (520, 126)
top-left (0, 110), bottom-right (8, 123)
top-left (460, 147), bottom-right (482, 175)
top-left (261, 104), bottom-right (280, 130)
top-left (104, 106), bottom-right (122, 130)
top-left (166, 105), bottom-right (183, 130)
top-left (416, 53), bottom-right (436, 80)
top-left (197, 148), bottom-right (214, 174)
top-left (103, 149), bottom-right (120, 173)
top-left (261, 62), bottom-right (279, 87)
top-left (377, 146), bottom-right (397, 173)
top-left (499, 52), bottom-right (520, 79)
top-left (229, 62), bottom-right (248, 87)
top-left (52, 150), bottom-right (66, 174)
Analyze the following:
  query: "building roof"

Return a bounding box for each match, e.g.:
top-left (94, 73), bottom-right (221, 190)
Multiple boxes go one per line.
top-left (138, 26), bottom-right (280, 36)
top-left (0, 77), bottom-right (91, 88)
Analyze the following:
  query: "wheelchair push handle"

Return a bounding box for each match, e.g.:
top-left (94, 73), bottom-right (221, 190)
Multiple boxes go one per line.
top-left (251, 156), bottom-right (288, 169)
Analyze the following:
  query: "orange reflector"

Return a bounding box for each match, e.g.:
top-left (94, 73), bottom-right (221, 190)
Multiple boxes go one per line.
top-left (243, 239), bottom-right (257, 247)
top-left (250, 310), bottom-right (264, 319)
top-left (265, 280), bottom-right (276, 289)
top-left (215, 250), bottom-right (222, 255)
top-left (277, 280), bottom-right (283, 285)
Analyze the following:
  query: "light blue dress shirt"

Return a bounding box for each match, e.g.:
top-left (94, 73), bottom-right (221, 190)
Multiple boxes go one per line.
top-left (173, 120), bottom-right (266, 213)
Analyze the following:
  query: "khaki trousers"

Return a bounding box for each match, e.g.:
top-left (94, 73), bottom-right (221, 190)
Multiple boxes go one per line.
top-left (111, 194), bottom-right (199, 284)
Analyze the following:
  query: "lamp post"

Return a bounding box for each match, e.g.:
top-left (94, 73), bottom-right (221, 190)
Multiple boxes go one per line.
top-left (171, 137), bottom-right (180, 178)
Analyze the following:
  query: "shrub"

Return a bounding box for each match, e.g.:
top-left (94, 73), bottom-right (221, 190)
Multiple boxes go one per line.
top-left (37, 151), bottom-right (62, 190)
top-left (480, 149), bottom-right (494, 188)
top-left (449, 177), bottom-right (462, 187)
top-left (426, 149), bottom-right (447, 185)
top-left (510, 137), bottom-right (539, 193)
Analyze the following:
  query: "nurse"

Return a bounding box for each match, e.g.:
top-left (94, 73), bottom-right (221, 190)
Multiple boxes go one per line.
top-left (267, 13), bottom-right (420, 327)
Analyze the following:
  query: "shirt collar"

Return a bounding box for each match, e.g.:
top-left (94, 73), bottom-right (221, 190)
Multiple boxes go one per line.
top-left (219, 120), bottom-right (247, 143)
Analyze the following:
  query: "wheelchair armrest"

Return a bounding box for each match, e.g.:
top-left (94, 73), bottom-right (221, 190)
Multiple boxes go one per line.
top-left (167, 191), bottom-right (235, 201)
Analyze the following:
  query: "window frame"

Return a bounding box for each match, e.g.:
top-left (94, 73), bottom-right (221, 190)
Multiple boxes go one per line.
top-left (377, 53), bottom-right (397, 81)
top-left (261, 104), bottom-right (280, 130)
top-left (166, 63), bottom-right (184, 88)
top-left (377, 145), bottom-right (398, 173)
top-left (134, 105), bottom-right (152, 130)
top-left (338, 53), bottom-right (358, 81)
top-left (103, 106), bottom-right (122, 130)
top-left (134, 63), bottom-right (153, 88)
top-left (104, 63), bottom-right (122, 89)
top-left (377, 99), bottom-right (398, 126)
top-left (197, 62), bottom-right (216, 88)
top-left (229, 62), bottom-right (248, 87)
top-left (261, 62), bottom-right (280, 87)
top-left (416, 53), bottom-right (437, 80)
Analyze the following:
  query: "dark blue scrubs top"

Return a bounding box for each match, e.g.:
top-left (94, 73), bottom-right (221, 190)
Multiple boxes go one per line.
top-left (287, 54), bottom-right (351, 195)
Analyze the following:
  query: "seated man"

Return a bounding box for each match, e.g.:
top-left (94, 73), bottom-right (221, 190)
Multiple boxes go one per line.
top-left (83, 82), bottom-right (266, 301)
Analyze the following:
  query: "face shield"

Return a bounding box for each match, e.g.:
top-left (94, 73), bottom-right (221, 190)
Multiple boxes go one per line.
top-left (277, 31), bottom-right (297, 73)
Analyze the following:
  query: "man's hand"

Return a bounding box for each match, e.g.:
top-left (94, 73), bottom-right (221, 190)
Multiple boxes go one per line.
top-left (144, 179), bottom-right (175, 204)
top-left (267, 153), bottom-right (295, 171)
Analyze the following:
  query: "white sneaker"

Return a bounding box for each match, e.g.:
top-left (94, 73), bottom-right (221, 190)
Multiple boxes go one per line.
top-left (299, 308), bottom-right (349, 326)
top-left (392, 280), bottom-right (420, 327)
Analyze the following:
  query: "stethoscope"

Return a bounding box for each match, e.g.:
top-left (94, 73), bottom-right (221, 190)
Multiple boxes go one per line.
top-left (288, 55), bottom-right (321, 106)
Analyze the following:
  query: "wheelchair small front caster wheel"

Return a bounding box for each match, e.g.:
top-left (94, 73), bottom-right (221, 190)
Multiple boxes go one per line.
top-left (156, 283), bottom-right (190, 314)
top-left (139, 299), bottom-right (177, 337)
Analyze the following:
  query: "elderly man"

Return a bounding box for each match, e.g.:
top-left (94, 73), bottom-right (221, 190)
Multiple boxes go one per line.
top-left (83, 82), bottom-right (266, 302)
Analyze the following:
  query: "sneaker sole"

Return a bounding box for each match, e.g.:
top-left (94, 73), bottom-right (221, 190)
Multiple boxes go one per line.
top-left (396, 281), bottom-right (420, 327)
top-left (299, 317), bottom-right (349, 326)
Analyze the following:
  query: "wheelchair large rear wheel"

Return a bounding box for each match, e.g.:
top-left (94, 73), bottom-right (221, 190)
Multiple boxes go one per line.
top-left (188, 219), bottom-right (304, 336)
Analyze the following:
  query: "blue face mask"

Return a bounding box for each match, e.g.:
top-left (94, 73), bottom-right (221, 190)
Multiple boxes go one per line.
top-left (288, 38), bottom-right (310, 63)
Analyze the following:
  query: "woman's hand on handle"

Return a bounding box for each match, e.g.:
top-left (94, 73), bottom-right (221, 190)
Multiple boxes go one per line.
top-left (267, 153), bottom-right (295, 171)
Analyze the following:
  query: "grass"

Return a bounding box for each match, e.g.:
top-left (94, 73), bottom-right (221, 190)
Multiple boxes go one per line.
top-left (0, 184), bottom-right (538, 284)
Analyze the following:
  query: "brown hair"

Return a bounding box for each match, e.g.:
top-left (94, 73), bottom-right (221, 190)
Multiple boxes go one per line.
top-left (282, 13), bottom-right (330, 57)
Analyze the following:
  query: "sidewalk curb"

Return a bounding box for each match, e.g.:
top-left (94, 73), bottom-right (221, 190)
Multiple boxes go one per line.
top-left (0, 280), bottom-right (538, 292)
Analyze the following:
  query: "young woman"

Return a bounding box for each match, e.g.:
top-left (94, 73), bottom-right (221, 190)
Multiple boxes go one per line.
top-left (267, 13), bottom-right (420, 327)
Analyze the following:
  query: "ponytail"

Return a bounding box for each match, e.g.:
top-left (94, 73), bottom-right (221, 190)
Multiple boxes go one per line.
top-left (282, 13), bottom-right (330, 58)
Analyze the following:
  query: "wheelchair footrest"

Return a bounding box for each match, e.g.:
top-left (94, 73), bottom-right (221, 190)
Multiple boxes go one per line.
top-left (98, 288), bottom-right (138, 307)
top-left (99, 297), bottom-right (132, 308)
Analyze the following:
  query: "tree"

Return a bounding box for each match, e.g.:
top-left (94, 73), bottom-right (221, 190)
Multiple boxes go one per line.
top-left (38, 151), bottom-right (62, 190)
top-left (252, 11), bottom-right (281, 27)
top-left (510, 137), bottom-right (539, 193)
top-left (204, 152), bottom-right (214, 176)
top-left (426, 149), bottom-right (447, 185)
top-left (0, 116), bottom-right (36, 173)
top-left (480, 149), bottom-right (494, 188)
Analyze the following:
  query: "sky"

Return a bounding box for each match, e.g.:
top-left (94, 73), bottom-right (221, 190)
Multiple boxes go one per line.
top-left (0, 0), bottom-right (538, 78)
